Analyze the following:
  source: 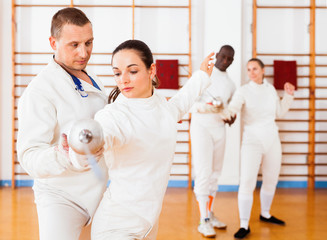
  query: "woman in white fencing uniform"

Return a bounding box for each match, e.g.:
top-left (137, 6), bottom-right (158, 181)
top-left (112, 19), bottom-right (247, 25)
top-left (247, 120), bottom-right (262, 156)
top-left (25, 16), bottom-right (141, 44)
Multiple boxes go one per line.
top-left (85, 40), bottom-right (214, 240)
top-left (190, 45), bottom-right (236, 238)
top-left (226, 58), bottom-right (295, 239)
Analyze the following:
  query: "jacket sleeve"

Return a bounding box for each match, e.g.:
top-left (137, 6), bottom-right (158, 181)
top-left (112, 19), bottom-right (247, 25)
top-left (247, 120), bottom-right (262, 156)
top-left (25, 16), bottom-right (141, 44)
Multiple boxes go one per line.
top-left (94, 107), bottom-right (128, 151)
top-left (168, 70), bottom-right (211, 121)
top-left (17, 89), bottom-right (71, 178)
top-left (227, 88), bottom-right (245, 116)
top-left (228, 82), bottom-right (237, 103)
top-left (275, 91), bottom-right (294, 118)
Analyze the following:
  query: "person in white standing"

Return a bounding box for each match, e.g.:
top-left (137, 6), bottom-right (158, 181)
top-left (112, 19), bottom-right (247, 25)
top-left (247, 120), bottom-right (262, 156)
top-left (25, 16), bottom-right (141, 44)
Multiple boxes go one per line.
top-left (224, 58), bottom-right (295, 239)
top-left (17, 8), bottom-right (108, 240)
top-left (190, 45), bottom-right (236, 238)
top-left (85, 40), bottom-right (214, 240)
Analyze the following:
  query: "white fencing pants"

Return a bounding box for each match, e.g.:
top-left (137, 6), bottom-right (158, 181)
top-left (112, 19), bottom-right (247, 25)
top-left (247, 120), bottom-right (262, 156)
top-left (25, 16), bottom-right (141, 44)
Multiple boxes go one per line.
top-left (238, 134), bottom-right (282, 228)
top-left (144, 220), bottom-right (159, 240)
top-left (35, 189), bottom-right (91, 240)
top-left (91, 193), bottom-right (152, 240)
top-left (191, 116), bottom-right (226, 197)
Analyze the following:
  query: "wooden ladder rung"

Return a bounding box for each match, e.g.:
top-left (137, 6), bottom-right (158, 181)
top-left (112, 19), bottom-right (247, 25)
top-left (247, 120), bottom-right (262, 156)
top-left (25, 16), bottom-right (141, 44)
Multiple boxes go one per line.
top-left (172, 162), bottom-right (188, 166)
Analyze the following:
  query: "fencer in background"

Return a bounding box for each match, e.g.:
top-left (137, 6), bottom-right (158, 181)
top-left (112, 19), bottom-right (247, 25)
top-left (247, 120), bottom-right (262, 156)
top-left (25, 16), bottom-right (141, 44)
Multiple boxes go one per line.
top-left (17, 8), bottom-right (108, 240)
top-left (87, 40), bottom-right (214, 240)
top-left (190, 45), bottom-right (236, 238)
top-left (224, 58), bottom-right (295, 239)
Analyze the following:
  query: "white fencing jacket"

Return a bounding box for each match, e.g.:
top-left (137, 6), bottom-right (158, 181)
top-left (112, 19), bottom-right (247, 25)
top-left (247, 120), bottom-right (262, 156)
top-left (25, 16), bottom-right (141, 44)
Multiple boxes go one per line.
top-left (94, 70), bottom-right (211, 226)
top-left (17, 58), bottom-right (108, 216)
top-left (228, 79), bottom-right (294, 150)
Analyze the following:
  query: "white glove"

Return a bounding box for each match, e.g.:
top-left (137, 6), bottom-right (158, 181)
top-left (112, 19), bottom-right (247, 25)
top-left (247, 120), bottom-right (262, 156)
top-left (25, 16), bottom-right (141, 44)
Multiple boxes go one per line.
top-left (69, 146), bottom-right (104, 171)
top-left (197, 102), bottom-right (224, 113)
top-left (55, 133), bottom-right (104, 172)
top-left (55, 133), bottom-right (73, 170)
top-left (218, 108), bottom-right (232, 120)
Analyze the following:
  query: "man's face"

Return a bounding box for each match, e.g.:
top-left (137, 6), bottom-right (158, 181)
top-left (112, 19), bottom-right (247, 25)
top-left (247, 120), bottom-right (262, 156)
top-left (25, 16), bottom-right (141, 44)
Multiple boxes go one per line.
top-left (49, 23), bottom-right (93, 73)
top-left (215, 48), bottom-right (234, 72)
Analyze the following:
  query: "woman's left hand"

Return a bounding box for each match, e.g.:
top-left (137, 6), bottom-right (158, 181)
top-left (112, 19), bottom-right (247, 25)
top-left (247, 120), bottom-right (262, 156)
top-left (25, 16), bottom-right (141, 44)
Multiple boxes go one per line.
top-left (200, 52), bottom-right (215, 77)
top-left (284, 82), bottom-right (295, 96)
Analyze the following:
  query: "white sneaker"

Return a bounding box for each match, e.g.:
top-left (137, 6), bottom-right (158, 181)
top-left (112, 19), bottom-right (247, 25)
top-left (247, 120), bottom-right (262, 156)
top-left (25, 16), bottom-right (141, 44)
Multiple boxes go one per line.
top-left (209, 212), bottom-right (227, 229)
top-left (198, 218), bottom-right (216, 238)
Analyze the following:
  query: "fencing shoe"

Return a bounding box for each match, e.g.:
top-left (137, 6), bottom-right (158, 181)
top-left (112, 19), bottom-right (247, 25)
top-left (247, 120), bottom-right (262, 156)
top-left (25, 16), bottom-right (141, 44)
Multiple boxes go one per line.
top-left (198, 218), bottom-right (216, 238)
top-left (209, 212), bottom-right (227, 229)
top-left (260, 215), bottom-right (285, 225)
top-left (234, 227), bottom-right (250, 239)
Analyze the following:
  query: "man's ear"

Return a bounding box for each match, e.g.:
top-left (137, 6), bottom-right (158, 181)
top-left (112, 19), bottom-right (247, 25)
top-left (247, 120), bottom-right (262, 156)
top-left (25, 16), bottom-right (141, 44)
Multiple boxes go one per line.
top-left (49, 36), bottom-right (57, 51)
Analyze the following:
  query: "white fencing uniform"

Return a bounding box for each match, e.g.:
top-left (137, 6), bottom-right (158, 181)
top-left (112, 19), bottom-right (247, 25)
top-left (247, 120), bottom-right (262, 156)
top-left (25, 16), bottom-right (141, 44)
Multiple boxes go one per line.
top-left (227, 79), bottom-right (293, 229)
top-left (17, 58), bottom-right (109, 240)
top-left (92, 70), bottom-right (211, 240)
top-left (191, 67), bottom-right (236, 199)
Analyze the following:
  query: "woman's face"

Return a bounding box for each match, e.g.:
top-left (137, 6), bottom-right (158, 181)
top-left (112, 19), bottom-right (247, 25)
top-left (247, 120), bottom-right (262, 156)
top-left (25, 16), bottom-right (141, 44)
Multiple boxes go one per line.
top-left (247, 61), bottom-right (264, 84)
top-left (112, 49), bottom-right (155, 98)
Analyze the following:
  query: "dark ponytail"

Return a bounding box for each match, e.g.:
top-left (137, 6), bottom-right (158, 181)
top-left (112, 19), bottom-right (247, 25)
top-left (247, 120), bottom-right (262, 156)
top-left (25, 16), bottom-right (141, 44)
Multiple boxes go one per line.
top-left (108, 87), bottom-right (120, 104)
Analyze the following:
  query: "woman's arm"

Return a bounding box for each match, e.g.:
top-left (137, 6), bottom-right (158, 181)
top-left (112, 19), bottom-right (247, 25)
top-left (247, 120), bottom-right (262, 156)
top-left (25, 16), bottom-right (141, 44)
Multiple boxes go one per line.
top-left (94, 107), bottom-right (129, 151)
top-left (276, 82), bottom-right (295, 118)
top-left (226, 88), bottom-right (245, 117)
top-left (168, 53), bottom-right (214, 121)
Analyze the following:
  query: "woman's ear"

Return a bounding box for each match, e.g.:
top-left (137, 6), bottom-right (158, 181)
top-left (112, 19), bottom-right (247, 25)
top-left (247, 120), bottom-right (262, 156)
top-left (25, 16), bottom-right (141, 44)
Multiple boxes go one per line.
top-left (149, 63), bottom-right (156, 80)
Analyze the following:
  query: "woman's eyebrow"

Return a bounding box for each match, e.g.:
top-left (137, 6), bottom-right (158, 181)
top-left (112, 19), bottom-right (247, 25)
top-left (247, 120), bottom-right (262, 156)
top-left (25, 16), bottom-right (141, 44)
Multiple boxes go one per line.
top-left (112, 64), bottom-right (138, 70)
top-left (127, 64), bottom-right (138, 68)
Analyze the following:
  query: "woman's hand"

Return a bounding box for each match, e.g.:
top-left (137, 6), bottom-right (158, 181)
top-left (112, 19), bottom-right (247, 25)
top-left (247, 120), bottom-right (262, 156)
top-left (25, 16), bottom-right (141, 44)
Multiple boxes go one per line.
top-left (284, 82), bottom-right (295, 96)
top-left (200, 52), bottom-right (215, 77)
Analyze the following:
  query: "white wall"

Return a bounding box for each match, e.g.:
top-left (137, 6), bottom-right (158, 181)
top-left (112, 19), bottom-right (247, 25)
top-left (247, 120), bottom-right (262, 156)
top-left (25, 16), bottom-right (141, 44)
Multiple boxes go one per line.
top-left (1, 1), bottom-right (326, 184)
top-left (0, 0), bottom-right (242, 184)
top-left (0, 0), bottom-right (13, 182)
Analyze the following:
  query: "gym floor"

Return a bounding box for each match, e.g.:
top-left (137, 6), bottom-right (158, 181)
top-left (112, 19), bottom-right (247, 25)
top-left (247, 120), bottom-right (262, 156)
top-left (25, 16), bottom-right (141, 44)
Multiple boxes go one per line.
top-left (0, 187), bottom-right (326, 240)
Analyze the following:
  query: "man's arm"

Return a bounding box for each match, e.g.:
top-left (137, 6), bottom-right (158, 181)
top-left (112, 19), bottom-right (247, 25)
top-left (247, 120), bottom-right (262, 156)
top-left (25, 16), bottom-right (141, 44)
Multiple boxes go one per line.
top-left (17, 89), bottom-right (72, 178)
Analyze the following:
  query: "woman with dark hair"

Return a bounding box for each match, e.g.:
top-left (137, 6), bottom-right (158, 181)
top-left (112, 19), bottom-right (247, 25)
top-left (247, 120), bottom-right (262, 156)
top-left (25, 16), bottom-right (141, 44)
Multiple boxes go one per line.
top-left (225, 58), bottom-right (295, 239)
top-left (90, 40), bottom-right (214, 239)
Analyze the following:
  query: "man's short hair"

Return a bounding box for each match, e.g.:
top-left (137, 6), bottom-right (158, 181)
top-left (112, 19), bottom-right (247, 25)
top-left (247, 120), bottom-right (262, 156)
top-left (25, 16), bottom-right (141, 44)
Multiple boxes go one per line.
top-left (219, 45), bottom-right (235, 55)
top-left (51, 7), bottom-right (91, 39)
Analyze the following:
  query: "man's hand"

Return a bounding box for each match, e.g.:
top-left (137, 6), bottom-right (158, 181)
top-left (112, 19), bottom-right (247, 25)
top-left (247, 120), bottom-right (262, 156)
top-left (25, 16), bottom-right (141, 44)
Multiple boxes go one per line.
top-left (55, 133), bottom-right (74, 170)
top-left (223, 114), bottom-right (237, 126)
top-left (55, 133), bottom-right (69, 158)
top-left (56, 133), bottom-right (104, 171)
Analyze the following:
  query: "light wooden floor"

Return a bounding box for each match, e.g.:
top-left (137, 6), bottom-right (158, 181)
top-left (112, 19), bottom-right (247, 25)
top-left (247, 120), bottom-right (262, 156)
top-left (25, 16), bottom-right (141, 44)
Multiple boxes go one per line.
top-left (0, 187), bottom-right (326, 240)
